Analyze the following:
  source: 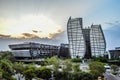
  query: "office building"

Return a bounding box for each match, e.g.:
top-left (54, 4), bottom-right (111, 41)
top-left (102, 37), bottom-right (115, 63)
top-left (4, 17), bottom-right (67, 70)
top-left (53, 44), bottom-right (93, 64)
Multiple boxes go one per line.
top-left (67, 17), bottom-right (106, 58)
top-left (9, 42), bottom-right (59, 60)
top-left (58, 43), bottom-right (70, 58)
top-left (109, 47), bottom-right (120, 59)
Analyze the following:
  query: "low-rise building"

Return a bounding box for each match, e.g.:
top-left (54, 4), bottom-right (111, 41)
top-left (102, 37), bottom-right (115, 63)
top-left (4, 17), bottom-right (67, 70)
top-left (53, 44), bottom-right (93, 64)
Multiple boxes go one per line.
top-left (109, 47), bottom-right (120, 59)
top-left (9, 42), bottom-right (59, 60)
top-left (58, 43), bottom-right (70, 58)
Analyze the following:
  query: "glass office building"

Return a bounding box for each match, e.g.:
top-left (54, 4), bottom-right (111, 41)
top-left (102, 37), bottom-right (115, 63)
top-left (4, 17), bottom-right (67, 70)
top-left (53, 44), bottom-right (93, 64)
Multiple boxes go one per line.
top-left (67, 17), bottom-right (106, 58)
top-left (90, 25), bottom-right (106, 57)
top-left (67, 17), bottom-right (85, 58)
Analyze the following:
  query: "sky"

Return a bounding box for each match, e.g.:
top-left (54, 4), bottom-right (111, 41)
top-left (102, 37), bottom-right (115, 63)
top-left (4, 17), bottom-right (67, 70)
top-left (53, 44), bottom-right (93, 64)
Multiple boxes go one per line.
top-left (0, 0), bottom-right (120, 51)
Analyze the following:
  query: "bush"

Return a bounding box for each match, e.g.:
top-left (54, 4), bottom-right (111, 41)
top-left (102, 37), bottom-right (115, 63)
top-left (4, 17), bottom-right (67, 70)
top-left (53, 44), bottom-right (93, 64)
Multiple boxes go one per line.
top-left (112, 72), bottom-right (117, 75)
top-left (54, 71), bottom-right (69, 80)
top-left (0, 51), bottom-right (16, 62)
top-left (72, 72), bottom-right (94, 80)
top-left (0, 60), bottom-right (14, 80)
top-left (23, 68), bottom-right (36, 80)
top-left (36, 66), bottom-right (51, 80)
top-left (71, 58), bottom-right (82, 63)
top-left (89, 61), bottom-right (105, 79)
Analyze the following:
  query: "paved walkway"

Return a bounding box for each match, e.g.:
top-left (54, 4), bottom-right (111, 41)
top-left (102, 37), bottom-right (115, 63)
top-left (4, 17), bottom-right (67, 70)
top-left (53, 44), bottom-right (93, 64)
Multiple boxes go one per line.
top-left (115, 75), bottom-right (120, 80)
top-left (104, 74), bottom-right (117, 80)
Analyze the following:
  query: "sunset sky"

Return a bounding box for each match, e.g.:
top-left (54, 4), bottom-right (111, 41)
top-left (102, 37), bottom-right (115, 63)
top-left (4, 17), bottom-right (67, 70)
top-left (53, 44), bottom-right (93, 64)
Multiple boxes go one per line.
top-left (0, 0), bottom-right (120, 51)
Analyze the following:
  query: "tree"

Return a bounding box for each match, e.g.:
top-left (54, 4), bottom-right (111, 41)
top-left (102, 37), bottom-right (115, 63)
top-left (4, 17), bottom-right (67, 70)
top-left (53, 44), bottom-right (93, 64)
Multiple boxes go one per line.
top-left (0, 69), bottom-right (3, 79)
top-left (0, 51), bottom-right (16, 62)
top-left (111, 64), bottom-right (119, 73)
top-left (71, 58), bottom-right (82, 63)
top-left (89, 61), bottom-right (105, 79)
top-left (13, 62), bottom-right (26, 80)
top-left (54, 70), bottom-right (72, 80)
top-left (13, 62), bottom-right (25, 74)
top-left (90, 70), bottom-right (103, 79)
top-left (23, 68), bottom-right (36, 80)
top-left (23, 64), bottom-right (37, 80)
top-left (73, 63), bottom-right (80, 72)
top-left (0, 59), bottom-right (14, 80)
top-left (35, 66), bottom-right (51, 80)
top-left (91, 55), bottom-right (108, 63)
top-left (45, 56), bottom-right (60, 71)
top-left (60, 59), bottom-right (72, 80)
top-left (64, 59), bottom-right (72, 72)
top-left (72, 72), bottom-right (94, 80)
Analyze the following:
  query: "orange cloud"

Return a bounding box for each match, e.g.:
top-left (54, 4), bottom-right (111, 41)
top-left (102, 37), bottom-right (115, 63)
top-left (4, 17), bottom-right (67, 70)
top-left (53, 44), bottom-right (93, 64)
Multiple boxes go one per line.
top-left (48, 30), bottom-right (64, 39)
top-left (0, 29), bottom-right (64, 40)
top-left (0, 34), bottom-right (11, 39)
top-left (21, 33), bottom-right (39, 38)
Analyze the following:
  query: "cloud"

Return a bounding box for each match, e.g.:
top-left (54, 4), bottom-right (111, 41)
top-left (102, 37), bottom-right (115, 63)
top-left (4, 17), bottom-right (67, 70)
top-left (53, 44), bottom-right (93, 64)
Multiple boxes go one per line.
top-left (0, 30), bottom-right (67, 50)
top-left (0, 14), bottom-right (63, 38)
top-left (21, 33), bottom-right (39, 38)
top-left (103, 20), bottom-right (120, 30)
top-left (32, 30), bottom-right (42, 33)
top-left (0, 34), bottom-right (11, 39)
top-left (105, 21), bottom-right (120, 27)
top-left (0, 29), bottom-right (65, 40)
top-left (20, 29), bottom-right (64, 39)
top-left (32, 30), bottom-right (38, 33)
top-left (48, 29), bottom-right (63, 39)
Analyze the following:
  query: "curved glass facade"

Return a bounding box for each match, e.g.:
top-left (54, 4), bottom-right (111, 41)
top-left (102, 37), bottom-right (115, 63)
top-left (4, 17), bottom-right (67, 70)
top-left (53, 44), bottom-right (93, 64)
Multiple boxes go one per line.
top-left (67, 17), bottom-right (85, 58)
top-left (67, 17), bottom-right (106, 58)
top-left (90, 25), bottom-right (106, 56)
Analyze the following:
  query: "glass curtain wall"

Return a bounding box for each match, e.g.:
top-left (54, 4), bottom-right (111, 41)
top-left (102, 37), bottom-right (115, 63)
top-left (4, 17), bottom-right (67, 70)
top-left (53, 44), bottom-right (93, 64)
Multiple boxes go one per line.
top-left (90, 25), bottom-right (106, 56)
top-left (67, 17), bottom-right (85, 58)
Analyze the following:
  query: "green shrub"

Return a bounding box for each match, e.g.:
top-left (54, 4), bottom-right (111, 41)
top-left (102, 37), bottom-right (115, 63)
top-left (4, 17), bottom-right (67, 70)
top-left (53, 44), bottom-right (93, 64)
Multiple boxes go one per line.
top-left (71, 58), bottom-right (82, 63)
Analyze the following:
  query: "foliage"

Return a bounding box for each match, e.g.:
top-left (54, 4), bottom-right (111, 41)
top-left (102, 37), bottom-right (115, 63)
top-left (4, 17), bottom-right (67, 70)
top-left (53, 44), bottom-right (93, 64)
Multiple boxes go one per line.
top-left (90, 70), bottom-right (103, 79)
top-left (35, 66), bottom-right (51, 80)
top-left (89, 61), bottom-right (105, 79)
top-left (109, 58), bottom-right (120, 66)
top-left (91, 55), bottom-right (108, 63)
top-left (72, 72), bottom-right (94, 80)
top-left (13, 62), bottom-right (25, 74)
top-left (0, 69), bottom-right (3, 79)
top-left (71, 58), bottom-right (82, 63)
top-left (0, 53), bottom-right (110, 80)
top-left (63, 59), bottom-right (72, 72)
top-left (111, 64), bottom-right (119, 73)
top-left (0, 51), bottom-right (16, 62)
top-left (23, 68), bottom-right (36, 80)
top-left (23, 63), bottom-right (38, 80)
top-left (45, 56), bottom-right (60, 71)
top-left (54, 71), bottom-right (71, 80)
top-left (0, 59), bottom-right (14, 80)
top-left (54, 59), bottom-right (73, 80)
top-left (73, 63), bottom-right (80, 72)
